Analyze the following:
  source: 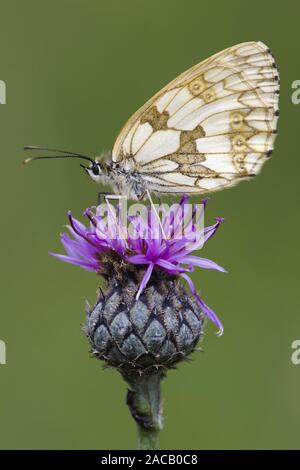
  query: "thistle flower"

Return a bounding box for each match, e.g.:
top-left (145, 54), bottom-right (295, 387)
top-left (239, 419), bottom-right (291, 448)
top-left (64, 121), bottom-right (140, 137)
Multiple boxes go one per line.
top-left (51, 196), bottom-right (225, 449)
top-left (52, 196), bottom-right (225, 331)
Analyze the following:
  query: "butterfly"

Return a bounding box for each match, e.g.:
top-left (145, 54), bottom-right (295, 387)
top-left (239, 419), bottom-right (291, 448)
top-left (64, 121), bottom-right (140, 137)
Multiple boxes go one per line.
top-left (24, 41), bottom-right (279, 200)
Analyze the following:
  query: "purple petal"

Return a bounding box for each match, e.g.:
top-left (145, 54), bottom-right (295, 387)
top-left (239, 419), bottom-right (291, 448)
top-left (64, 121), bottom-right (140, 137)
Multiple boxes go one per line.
top-left (136, 263), bottom-right (154, 299)
top-left (146, 240), bottom-right (166, 260)
top-left (128, 214), bottom-right (150, 247)
top-left (179, 194), bottom-right (190, 206)
top-left (200, 196), bottom-right (209, 207)
top-left (84, 207), bottom-right (98, 227)
top-left (60, 233), bottom-right (81, 258)
top-left (155, 258), bottom-right (188, 274)
top-left (180, 255), bottom-right (226, 272)
top-left (61, 233), bottom-right (98, 260)
top-left (127, 254), bottom-right (149, 265)
top-left (181, 273), bottom-right (224, 335)
top-left (68, 212), bottom-right (99, 248)
top-left (68, 211), bottom-right (88, 235)
top-left (162, 200), bottom-right (185, 237)
top-left (203, 218), bottom-right (224, 243)
top-left (50, 252), bottom-right (99, 272)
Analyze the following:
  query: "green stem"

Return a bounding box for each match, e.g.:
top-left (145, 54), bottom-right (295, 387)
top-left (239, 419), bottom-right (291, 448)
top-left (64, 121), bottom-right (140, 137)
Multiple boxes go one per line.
top-left (125, 372), bottom-right (163, 450)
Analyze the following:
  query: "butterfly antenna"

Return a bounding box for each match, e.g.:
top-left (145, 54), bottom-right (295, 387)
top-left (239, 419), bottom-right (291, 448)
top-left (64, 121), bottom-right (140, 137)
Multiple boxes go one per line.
top-left (23, 146), bottom-right (93, 164)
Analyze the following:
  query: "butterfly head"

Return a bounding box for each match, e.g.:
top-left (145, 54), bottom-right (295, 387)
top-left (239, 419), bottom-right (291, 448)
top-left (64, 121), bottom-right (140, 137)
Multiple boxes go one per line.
top-left (82, 152), bottom-right (112, 183)
top-left (23, 146), bottom-right (110, 184)
top-left (84, 160), bottom-right (104, 183)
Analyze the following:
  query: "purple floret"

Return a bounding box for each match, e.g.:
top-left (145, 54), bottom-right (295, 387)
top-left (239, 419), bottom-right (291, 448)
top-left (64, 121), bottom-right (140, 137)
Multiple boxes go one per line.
top-left (51, 196), bottom-right (225, 334)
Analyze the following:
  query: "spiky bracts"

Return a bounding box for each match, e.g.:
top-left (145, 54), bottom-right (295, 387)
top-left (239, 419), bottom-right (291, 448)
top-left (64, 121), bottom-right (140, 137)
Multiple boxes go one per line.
top-left (84, 266), bottom-right (205, 378)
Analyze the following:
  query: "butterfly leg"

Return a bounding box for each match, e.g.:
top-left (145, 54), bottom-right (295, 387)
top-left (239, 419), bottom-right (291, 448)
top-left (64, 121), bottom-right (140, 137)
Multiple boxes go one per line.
top-left (97, 192), bottom-right (114, 205)
top-left (146, 189), bottom-right (167, 239)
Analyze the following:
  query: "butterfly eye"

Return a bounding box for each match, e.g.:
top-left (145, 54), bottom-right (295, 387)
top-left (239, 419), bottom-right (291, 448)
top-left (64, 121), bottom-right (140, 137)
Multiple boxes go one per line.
top-left (92, 163), bottom-right (100, 175)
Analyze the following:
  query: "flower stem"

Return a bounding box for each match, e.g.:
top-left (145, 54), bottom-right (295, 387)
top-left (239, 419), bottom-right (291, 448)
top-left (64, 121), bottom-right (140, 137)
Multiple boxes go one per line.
top-left (125, 372), bottom-right (163, 450)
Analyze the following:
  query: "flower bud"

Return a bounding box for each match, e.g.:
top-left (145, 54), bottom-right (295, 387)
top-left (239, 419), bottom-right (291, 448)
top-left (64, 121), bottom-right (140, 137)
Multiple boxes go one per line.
top-left (84, 267), bottom-right (205, 378)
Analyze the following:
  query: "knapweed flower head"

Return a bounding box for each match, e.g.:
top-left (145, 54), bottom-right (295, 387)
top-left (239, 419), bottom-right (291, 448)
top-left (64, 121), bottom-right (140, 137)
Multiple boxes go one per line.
top-left (52, 196), bottom-right (226, 376)
top-left (52, 196), bottom-right (225, 335)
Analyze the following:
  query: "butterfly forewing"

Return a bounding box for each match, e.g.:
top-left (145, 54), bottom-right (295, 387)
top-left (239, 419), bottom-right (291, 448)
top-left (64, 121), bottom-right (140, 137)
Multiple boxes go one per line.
top-left (112, 41), bottom-right (279, 194)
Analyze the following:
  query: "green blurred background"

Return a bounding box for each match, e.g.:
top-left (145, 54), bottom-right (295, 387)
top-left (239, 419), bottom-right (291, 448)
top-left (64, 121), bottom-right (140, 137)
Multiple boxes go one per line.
top-left (0, 0), bottom-right (299, 450)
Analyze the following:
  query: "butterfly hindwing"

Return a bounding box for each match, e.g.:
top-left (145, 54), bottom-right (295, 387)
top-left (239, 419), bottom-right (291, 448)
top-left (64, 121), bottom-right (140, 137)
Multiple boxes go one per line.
top-left (112, 41), bottom-right (279, 194)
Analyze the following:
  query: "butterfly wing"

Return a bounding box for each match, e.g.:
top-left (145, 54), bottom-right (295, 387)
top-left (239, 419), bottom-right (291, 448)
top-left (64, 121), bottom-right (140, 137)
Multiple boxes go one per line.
top-left (112, 41), bottom-right (279, 194)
